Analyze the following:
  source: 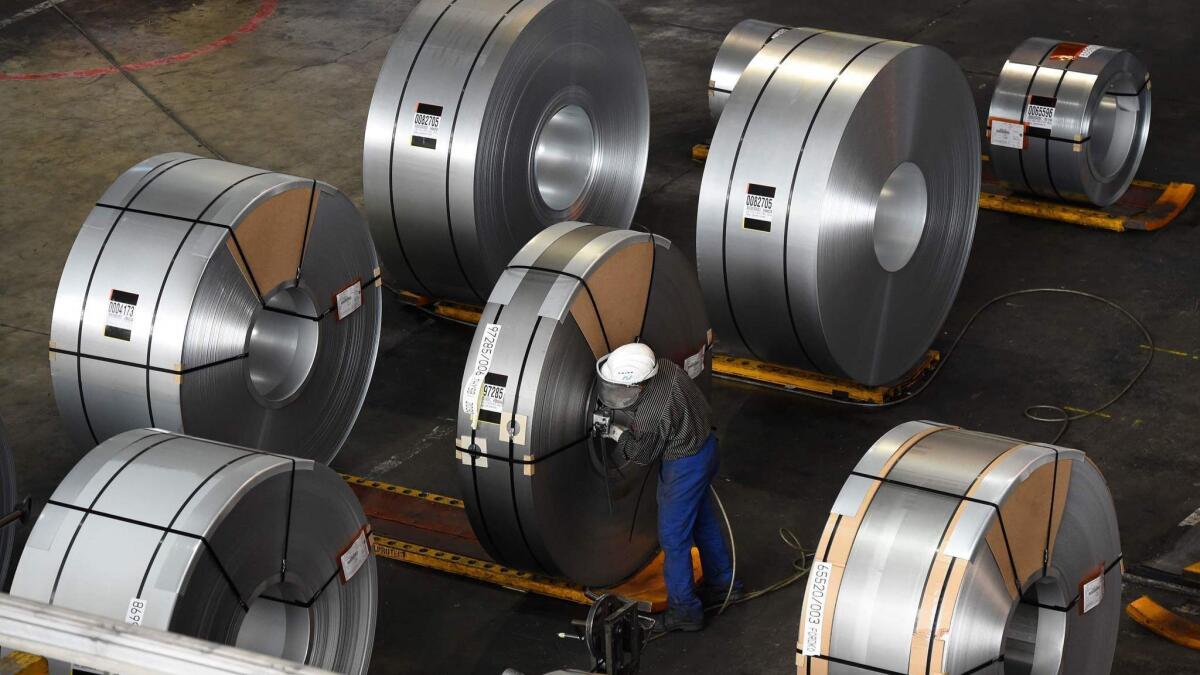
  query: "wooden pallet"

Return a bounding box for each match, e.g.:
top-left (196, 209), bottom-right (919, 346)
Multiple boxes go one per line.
top-left (341, 473), bottom-right (698, 612)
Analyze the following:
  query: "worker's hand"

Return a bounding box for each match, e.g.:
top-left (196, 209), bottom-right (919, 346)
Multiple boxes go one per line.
top-left (603, 422), bottom-right (627, 442)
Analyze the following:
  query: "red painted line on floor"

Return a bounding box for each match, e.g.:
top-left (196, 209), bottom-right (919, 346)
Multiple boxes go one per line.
top-left (0, 0), bottom-right (277, 81)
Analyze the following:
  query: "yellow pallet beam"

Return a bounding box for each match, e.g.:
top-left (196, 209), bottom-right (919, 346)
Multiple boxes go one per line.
top-left (392, 288), bottom-right (939, 402)
top-left (0, 653), bottom-right (47, 675)
top-left (1127, 595), bottom-right (1200, 651)
top-left (712, 351), bottom-right (939, 403)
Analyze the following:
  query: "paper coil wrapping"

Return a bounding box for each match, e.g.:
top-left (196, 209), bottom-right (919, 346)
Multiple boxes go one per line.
top-left (10, 429), bottom-right (377, 674)
top-left (797, 422), bottom-right (1121, 675)
top-left (708, 19), bottom-right (790, 123)
top-left (696, 29), bottom-right (979, 386)
top-left (363, 0), bottom-right (650, 304)
top-left (49, 154), bottom-right (382, 463)
top-left (454, 222), bottom-right (711, 586)
top-left (987, 38), bottom-right (1151, 206)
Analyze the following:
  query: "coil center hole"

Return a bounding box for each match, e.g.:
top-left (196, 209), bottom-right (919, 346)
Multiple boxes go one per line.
top-left (245, 284), bottom-right (320, 406)
top-left (872, 161), bottom-right (928, 273)
top-left (235, 582), bottom-right (313, 663)
top-left (1089, 87), bottom-right (1140, 181)
top-left (533, 104), bottom-right (596, 211)
top-left (1001, 575), bottom-right (1068, 675)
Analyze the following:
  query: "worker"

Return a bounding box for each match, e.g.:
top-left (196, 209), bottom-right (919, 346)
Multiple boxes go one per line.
top-left (595, 342), bottom-right (742, 632)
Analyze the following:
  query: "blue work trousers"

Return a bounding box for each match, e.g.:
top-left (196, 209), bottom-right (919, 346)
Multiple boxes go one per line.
top-left (657, 433), bottom-right (733, 615)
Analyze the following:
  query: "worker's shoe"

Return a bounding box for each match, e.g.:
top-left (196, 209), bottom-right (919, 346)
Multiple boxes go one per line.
top-left (699, 581), bottom-right (745, 608)
top-left (656, 606), bottom-right (705, 633)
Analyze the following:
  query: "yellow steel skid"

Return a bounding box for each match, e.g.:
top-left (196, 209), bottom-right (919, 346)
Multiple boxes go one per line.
top-left (396, 289), bottom-right (484, 324)
top-left (394, 287), bottom-right (940, 402)
top-left (339, 472), bottom-right (464, 509)
top-left (370, 534), bottom-right (594, 605)
top-left (690, 144), bottom-right (1194, 232)
top-left (0, 653), bottom-right (47, 675)
top-left (712, 351), bottom-right (940, 403)
top-left (1127, 595), bottom-right (1200, 651)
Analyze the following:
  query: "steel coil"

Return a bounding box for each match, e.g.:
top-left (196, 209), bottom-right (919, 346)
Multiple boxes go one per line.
top-left (49, 154), bottom-right (382, 462)
top-left (797, 421), bottom-right (1121, 675)
top-left (454, 222), bottom-right (711, 586)
top-left (363, 0), bottom-right (650, 304)
top-left (987, 38), bottom-right (1151, 206)
top-left (0, 418), bottom-right (16, 590)
top-left (10, 429), bottom-right (377, 674)
top-left (696, 29), bottom-right (979, 386)
top-left (708, 19), bottom-right (790, 123)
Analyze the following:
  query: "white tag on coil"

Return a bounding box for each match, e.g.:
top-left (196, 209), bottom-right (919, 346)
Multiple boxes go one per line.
top-left (126, 597), bottom-right (147, 626)
top-left (339, 528), bottom-right (371, 584)
top-left (801, 561), bottom-right (833, 656)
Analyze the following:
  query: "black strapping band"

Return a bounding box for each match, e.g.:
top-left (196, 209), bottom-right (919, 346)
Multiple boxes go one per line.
top-left (799, 651), bottom-right (1005, 675)
top-left (50, 348), bottom-right (248, 375)
top-left (460, 433), bottom-right (591, 466)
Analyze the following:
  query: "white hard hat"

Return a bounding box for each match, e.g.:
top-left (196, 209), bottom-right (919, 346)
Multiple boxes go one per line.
top-left (597, 343), bottom-right (658, 385)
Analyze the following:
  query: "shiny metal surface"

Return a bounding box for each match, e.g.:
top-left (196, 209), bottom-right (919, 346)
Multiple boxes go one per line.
top-left (0, 593), bottom-right (336, 675)
top-left (708, 19), bottom-right (790, 123)
top-left (988, 38), bottom-right (1151, 207)
top-left (10, 430), bottom-right (377, 674)
top-left (455, 222), bottom-right (711, 586)
top-left (799, 423), bottom-right (1121, 675)
top-left (363, 0), bottom-right (650, 304)
top-left (0, 419), bottom-right (15, 591)
top-left (49, 154), bottom-right (381, 462)
top-left (697, 30), bottom-right (979, 386)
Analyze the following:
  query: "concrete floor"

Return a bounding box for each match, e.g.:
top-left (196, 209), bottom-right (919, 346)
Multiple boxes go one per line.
top-left (2, 0), bottom-right (1199, 672)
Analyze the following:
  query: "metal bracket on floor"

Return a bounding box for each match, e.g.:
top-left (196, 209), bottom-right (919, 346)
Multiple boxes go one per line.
top-left (712, 351), bottom-right (940, 404)
top-left (690, 144), bottom-right (1195, 232)
top-left (341, 473), bottom-right (698, 613)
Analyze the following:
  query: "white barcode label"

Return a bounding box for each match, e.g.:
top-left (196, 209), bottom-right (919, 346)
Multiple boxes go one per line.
top-left (105, 289), bottom-right (139, 341)
top-left (1026, 102), bottom-right (1056, 130)
top-left (1082, 572), bottom-right (1104, 613)
top-left (801, 561), bottom-right (833, 656)
top-left (339, 528), bottom-right (371, 584)
top-left (411, 103), bottom-right (443, 149)
top-left (990, 119), bottom-right (1026, 149)
top-left (126, 597), bottom-right (147, 625)
top-left (742, 184), bottom-right (776, 232)
top-left (336, 280), bottom-right (363, 320)
top-left (1078, 44), bottom-right (1102, 58)
top-left (463, 323), bottom-right (502, 416)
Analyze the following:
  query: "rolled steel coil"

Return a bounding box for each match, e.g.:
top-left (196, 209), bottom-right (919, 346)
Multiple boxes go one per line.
top-left (10, 429), bottom-right (378, 674)
top-left (49, 154), bottom-right (382, 462)
top-left (987, 38), bottom-right (1151, 206)
top-left (454, 222), bottom-right (711, 586)
top-left (797, 421), bottom-right (1121, 675)
top-left (696, 29), bottom-right (979, 386)
top-left (363, 0), bottom-right (650, 304)
top-left (0, 418), bottom-right (16, 590)
top-left (708, 19), bottom-right (790, 123)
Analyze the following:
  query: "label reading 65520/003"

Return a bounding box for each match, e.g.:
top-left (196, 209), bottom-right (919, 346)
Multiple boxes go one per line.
top-left (742, 183), bottom-right (776, 232)
top-left (411, 103), bottom-right (443, 150)
top-left (801, 561), bottom-right (833, 656)
top-left (105, 289), bottom-right (138, 341)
